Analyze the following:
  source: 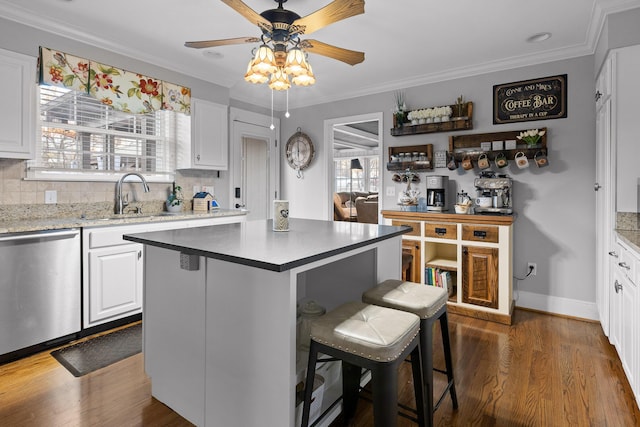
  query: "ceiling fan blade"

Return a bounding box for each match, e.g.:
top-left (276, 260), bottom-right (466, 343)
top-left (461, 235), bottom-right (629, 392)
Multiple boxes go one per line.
top-left (185, 36), bottom-right (260, 49)
top-left (292, 0), bottom-right (364, 35)
top-left (220, 0), bottom-right (273, 32)
top-left (300, 39), bottom-right (364, 66)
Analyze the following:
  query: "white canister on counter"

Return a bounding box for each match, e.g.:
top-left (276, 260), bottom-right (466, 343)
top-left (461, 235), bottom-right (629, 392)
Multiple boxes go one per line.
top-left (273, 200), bottom-right (289, 231)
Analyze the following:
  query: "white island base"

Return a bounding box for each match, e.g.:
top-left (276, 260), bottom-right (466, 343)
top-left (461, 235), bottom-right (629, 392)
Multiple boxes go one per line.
top-left (134, 220), bottom-right (404, 427)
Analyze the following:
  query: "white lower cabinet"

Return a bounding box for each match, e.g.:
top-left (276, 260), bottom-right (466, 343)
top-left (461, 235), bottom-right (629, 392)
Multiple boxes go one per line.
top-left (88, 243), bottom-right (143, 325)
top-left (612, 238), bottom-right (639, 405)
top-left (82, 215), bottom-right (245, 328)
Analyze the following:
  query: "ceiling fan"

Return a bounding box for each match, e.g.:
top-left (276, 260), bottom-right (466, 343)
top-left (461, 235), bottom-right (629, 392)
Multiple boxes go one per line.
top-left (185, 0), bottom-right (365, 72)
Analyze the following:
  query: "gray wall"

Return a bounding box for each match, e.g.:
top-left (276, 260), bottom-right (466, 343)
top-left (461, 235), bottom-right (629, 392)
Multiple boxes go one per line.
top-left (595, 7), bottom-right (640, 72)
top-left (281, 54), bottom-right (597, 311)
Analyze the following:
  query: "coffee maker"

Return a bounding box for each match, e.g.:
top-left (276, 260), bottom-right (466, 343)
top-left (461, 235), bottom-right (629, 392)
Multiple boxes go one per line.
top-left (426, 175), bottom-right (448, 211)
top-left (474, 172), bottom-right (513, 214)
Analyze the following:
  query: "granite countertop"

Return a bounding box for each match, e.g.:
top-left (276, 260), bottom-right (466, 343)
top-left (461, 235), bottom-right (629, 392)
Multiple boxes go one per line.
top-left (616, 229), bottom-right (640, 254)
top-left (124, 218), bottom-right (409, 272)
top-left (0, 209), bottom-right (246, 234)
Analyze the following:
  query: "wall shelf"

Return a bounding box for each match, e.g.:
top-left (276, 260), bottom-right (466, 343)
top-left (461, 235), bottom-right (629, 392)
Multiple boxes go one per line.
top-left (449, 127), bottom-right (547, 162)
top-left (386, 144), bottom-right (433, 171)
top-left (390, 102), bottom-right (473, 136)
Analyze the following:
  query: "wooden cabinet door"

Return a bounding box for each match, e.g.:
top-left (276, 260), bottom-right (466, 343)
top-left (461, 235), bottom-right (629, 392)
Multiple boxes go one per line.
top-left (402, 239), bottom-right (421, 283)
top-left (462, 246), bottom-right (498, 309)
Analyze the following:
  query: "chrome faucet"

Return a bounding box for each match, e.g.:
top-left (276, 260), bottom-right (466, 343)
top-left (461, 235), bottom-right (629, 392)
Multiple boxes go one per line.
top-left (115, 172), bottom-right (150, 214)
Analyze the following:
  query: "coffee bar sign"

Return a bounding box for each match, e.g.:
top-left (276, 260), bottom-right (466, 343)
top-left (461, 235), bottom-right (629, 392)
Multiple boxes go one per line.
top-left (493, 74), bottom-right (567, 124)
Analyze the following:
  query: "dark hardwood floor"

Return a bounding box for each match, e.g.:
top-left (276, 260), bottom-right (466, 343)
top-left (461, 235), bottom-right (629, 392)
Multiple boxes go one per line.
top-left (1, 309), bottom-right (638, 426)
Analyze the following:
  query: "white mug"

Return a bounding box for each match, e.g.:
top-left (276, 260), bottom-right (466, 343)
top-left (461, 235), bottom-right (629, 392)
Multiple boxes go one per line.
top-left (273, 200), bottom-right (289, 231)
top-left (475, 197), bottom-right (492, 208)
top-left (515, 152), bottom-right (529, 169)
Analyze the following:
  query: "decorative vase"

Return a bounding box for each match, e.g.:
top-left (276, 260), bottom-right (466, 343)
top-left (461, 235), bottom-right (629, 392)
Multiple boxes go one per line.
top-left (441, 115), bottom-right (450, 122)
top-left (411, 119), bottom-right (418, 125)
top-left (418, 118), bottom-right (426, 124)
top-left (426, 117), bottom-right (433, 124)
top-left (433, 116), bottom-right (441, 123)
top-left (166, 202), bottom-right (182, 213)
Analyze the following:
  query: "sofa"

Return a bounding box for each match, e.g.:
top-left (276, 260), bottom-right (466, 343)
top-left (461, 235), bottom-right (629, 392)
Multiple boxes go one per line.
top-left (333, 192), bottom-right (378, 223)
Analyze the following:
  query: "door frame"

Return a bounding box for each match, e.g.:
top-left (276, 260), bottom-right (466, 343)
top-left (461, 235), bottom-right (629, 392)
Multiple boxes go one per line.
top-left (229, 107), bottom-right (280, 216)
top-left (323, 112), bottom-right (384, 221)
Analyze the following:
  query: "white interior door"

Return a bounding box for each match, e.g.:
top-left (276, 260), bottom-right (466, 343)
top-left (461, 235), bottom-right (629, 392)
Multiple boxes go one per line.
top-left (242, 135), bottom-right (270, 221)
top-left (230, 108), bottom-right (280, 222)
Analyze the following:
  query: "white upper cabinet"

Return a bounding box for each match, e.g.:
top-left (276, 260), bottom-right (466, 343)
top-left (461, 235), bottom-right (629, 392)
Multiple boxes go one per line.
top-left (177, 98), bottom-right (228, 170)
top-left (0, 48), bottom-right (36, 159)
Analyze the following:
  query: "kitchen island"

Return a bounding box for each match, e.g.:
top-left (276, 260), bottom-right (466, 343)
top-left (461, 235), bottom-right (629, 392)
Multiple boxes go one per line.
top-left (124, 218), bottom-right (408, 427)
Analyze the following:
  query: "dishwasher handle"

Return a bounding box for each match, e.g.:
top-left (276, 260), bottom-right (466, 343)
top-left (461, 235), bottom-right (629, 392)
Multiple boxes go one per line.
top-left (0, 229), bottom-right (79, 243)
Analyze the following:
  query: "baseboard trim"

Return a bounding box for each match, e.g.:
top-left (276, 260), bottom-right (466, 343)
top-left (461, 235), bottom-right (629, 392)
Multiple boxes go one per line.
top-left (515, 290), bottom-right (599, 321)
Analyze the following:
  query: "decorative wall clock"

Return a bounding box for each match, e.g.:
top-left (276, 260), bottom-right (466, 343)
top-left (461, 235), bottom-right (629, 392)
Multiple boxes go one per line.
top-left (285, 127), bottom-right (314, 178)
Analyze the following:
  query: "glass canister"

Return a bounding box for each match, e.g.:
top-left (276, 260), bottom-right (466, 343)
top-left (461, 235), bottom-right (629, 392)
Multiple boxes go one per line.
top-left (297, 300), bottom-right (326, 351)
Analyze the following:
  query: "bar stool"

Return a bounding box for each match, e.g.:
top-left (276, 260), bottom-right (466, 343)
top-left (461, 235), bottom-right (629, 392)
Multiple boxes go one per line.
top-left (363, 280), bottom-right (458, 427)
top-left (301, 301), bottom-right (426, 427)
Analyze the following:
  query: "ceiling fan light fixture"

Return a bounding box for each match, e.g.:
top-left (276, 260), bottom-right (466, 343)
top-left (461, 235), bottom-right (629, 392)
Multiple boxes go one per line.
top-left (250, 44), bottom-right (277, 75)
top-left (268, 68), bottom-right (291, 91)
top-left (244, 60), bottom-right (269, 84)
top-left (284, 47), bottom-right (309, 76)
top-left (292, 64), bottom-right (316, 86)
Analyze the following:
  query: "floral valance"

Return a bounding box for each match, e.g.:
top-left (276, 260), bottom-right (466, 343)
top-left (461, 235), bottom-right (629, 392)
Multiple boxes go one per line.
top-left (39, 46), bottom-right (191, 115)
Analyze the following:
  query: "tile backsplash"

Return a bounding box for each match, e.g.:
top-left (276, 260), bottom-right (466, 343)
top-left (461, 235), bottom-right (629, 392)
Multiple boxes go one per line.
top-left (0, 158), bottom-right (219, 219)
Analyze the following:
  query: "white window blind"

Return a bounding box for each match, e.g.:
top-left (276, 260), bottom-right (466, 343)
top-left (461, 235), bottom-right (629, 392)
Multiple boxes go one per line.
top-left (334, 157), bottom-right (379, 193)
top-left (29, 85), bottom-right (181, 181)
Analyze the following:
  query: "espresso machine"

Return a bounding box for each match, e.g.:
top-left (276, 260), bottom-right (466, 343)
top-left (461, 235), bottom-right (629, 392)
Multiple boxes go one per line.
top-left (474, 172), bottom-right (513, 214)
top-left (426, 175), bottom-right (448, 211)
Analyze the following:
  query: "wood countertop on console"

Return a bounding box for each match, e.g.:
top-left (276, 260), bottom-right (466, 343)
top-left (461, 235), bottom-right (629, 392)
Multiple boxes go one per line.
top-left (381, 210), bottom-right (515, 225)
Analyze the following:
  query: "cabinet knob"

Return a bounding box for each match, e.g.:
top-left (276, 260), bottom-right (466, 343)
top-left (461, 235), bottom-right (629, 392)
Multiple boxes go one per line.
top-left (594, 183), bottom-right (602, 191)
top-left (197, 154), bottom-right (201, 161)
top-left (614, 280), bottom-right (623, 293)
top-left (595, 91), bottom-right (602, 101)
top-left (608, 251), bottom-right (618, 258)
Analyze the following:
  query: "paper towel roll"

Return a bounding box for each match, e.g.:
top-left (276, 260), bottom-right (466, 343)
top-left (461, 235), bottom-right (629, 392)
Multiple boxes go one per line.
top-left (273, 200), bottom-right (289, 231)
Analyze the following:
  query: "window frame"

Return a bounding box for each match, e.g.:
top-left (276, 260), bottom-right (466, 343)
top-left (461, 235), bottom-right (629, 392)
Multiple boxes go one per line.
top-left (26, 84), bottom-right (179, 183)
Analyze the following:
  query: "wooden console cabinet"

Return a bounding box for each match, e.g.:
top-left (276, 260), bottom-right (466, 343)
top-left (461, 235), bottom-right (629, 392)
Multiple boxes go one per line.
top-left (382, 210), bottom-right (514, 325)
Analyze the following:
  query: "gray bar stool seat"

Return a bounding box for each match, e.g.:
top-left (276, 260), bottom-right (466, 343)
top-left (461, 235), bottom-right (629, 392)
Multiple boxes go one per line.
top-left (363, 279), bottom-right (458, 427)
top-left (301, 301), bottom-right (426, 427)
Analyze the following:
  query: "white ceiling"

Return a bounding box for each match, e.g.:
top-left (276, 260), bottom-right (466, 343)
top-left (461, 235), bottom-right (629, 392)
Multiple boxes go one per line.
top-left (1, 0), bottom-right (638, 110)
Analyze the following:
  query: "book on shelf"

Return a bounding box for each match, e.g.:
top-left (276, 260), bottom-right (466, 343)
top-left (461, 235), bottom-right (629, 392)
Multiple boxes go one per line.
top-left (424, 267), bottom-right (451, 292)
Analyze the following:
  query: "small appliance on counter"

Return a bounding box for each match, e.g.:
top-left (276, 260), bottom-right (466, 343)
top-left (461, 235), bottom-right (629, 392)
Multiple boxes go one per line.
top-left (474, 171), bottom-right (513, 214)
top-left (426, 175), bottom-right (449, 211)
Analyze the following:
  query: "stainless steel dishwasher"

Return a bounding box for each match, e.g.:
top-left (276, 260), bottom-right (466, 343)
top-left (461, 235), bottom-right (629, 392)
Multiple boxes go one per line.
top-left (0, 228), bottom-right (81, 359)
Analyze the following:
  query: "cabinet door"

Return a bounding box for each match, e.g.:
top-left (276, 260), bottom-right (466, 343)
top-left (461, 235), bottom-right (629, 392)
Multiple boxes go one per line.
top-left (0, 48), bottom-right (35, 159)
top-left (88, 243), bottom-right (143, 325)
top-left (621, 273), bottom-right (637, 393)
top-left (191, 99), bottom-right (228, 170)
top-left (402, 239), bottom-right (421, 283)
top-left (462, 246), bottom-right (499, 309)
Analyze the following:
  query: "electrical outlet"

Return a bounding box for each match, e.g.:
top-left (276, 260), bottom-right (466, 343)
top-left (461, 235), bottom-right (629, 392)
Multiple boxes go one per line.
top-left (44, 190), bottom-right (57, 204)
top-left (527, 262), bottom-right (537, 276)
top-left (386, 186), bottom-right (395, 196)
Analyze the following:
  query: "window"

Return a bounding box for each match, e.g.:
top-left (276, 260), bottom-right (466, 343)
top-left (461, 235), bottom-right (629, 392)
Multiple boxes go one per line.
top-left (334, 156), bottom-right (379, 193)
top-left (28, 85), bottom-right (182, 181)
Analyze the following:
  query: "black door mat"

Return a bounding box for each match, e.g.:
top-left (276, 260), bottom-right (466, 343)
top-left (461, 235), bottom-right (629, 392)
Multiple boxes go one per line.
top-left (51, 323), bottom-right (142, 377)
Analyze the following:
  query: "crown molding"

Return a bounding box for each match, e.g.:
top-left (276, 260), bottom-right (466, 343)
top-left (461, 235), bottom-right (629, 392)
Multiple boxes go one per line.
top-left (2, 0), bottom-right (638, 111)
top-left (0, 1), bottom-right (237, 87)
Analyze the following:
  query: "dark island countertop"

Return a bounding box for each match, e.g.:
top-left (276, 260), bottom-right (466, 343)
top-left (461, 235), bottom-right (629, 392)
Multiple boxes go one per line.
top-left (124, 218), bottom-right (409, 272)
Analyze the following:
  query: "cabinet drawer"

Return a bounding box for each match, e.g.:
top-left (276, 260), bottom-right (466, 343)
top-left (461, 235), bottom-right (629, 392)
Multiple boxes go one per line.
top-left (462, 225), bottom-right (499, 243)
top-left (424, 223), bottom-right (457, 240)
top-left (391, 220), bottom-right (421, 236)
